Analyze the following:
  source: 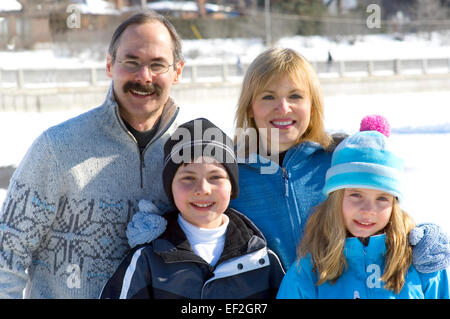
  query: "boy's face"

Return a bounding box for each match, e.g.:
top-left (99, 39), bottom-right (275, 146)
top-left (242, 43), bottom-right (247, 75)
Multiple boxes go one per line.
top-left (342, 188), bottom-right (393, 238)
top-left (171, 158), bottom-right (232, 229)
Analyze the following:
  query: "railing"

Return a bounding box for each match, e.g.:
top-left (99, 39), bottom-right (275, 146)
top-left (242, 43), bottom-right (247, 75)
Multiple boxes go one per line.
top-left (0, 58), bottom-right (449, 89)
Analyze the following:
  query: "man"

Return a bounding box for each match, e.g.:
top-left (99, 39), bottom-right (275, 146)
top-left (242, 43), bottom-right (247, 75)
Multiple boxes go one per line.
top-left (0, 11), bottom-right (184, 298)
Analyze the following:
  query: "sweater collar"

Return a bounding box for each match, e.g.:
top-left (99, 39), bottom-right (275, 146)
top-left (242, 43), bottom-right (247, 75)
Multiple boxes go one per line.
top-left (101, 83), bottom-right (179, 143)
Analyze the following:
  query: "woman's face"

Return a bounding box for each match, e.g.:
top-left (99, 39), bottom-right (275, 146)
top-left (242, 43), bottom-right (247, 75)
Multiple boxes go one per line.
top-left (249, 74), bottom-right (311, 153)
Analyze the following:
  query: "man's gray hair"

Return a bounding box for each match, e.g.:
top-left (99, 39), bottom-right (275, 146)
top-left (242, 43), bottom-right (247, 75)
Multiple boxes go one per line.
top-left (108, 11), bottom-right (183, 65)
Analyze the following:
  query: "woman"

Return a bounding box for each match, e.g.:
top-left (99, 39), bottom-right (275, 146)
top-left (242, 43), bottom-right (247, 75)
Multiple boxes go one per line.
top-left (230, 48), bottom-right (449, 271)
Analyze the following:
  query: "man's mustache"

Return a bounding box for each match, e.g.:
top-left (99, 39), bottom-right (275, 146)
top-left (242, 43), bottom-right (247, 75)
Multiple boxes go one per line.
top-left (123, 82), bottom-right (162, 96)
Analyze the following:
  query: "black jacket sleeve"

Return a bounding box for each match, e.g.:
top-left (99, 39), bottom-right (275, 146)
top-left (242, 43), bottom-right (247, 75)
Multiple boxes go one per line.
top-left (99, 245), bottom-right (153, 299)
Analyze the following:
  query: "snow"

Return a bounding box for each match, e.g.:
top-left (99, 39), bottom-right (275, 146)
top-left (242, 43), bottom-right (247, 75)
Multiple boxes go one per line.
top-left (182, 31), bottom-right (450, 64)
top-left (147, 1), bottom-right (226, 13)
top-left (277, 33), bottom-right (450, 62)
top-left (0, 0), bottom-right (22, 12)
top-left (70, 0), bottom-right (119, 15)
top-left (1, 31), bottom-right (450, 69)
top-left (0, 50), bottom-right (105, 70)
top-left (147, 1), bottom-right (199, 12)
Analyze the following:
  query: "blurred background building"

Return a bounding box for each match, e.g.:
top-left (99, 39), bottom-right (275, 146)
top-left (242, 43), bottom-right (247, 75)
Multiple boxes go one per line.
top-left (1, 0), bottom-right (449, 50)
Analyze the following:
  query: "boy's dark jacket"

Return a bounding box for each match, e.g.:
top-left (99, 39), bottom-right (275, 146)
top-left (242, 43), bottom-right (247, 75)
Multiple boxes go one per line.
top-left (99, 207), bottom-right (285, 299)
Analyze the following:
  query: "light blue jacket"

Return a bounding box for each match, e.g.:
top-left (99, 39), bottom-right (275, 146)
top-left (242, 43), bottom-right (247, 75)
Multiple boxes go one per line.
top-left (277, 234), bottom-right (450, 299)
top-left (230, 142), bottom-right (332, 269)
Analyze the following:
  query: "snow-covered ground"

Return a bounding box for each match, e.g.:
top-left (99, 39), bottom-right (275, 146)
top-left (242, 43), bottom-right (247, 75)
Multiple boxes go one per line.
top-left (1, 90), bottom-right (450, 234)
top-left (1, 31), bottom-right (450, 69)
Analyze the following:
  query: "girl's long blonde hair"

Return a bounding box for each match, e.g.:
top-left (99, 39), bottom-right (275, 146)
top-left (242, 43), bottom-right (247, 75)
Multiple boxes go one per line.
top-left (233, 48), bottom-right (332, 152)
top-left (298, 189), bottom-right (416, 294)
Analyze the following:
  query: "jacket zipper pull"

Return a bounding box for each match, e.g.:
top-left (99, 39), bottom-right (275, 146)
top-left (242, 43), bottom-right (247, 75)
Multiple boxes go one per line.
top-left (281, 167), bottom-right (289, 197)
top-left (139, 151), bottom-right (145, 188)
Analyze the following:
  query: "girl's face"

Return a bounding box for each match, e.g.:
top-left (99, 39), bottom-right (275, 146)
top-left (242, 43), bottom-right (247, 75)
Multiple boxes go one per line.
top-left (342, 188), bottom-right (394, 238)
top-left (171, 158), bottom-right (232, 229)
top-left (249, 74), bottom-right (312, 153)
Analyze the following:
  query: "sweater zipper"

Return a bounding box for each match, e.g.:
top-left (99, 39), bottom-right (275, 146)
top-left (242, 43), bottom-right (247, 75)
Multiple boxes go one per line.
top-left (281, 167), bottom-right (289, 197)
top-left (137, 108), bottom-right (178, 189)
top-left (139, 151), bottom-right (145, 188)
top-left (115, 106), bottom-right (179, 189)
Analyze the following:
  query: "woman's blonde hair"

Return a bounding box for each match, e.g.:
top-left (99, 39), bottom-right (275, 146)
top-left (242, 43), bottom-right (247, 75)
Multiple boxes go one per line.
top-left (298, 189), bottom-right (416, 294)
top-left (234, 47), bottom-right (332, 152)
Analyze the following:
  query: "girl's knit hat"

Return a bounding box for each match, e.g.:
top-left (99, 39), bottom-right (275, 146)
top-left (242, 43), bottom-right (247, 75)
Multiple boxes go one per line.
top-left (323, 115), bottom-right (404, 202)
top-left (162, 118), bottom-right (239, 204)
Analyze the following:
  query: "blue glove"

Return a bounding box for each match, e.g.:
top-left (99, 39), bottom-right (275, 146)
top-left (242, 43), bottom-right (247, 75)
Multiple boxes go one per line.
top-left (126, 200), bottom-right (168, 248)
top-left (409, 223), bottom-right (450, 273)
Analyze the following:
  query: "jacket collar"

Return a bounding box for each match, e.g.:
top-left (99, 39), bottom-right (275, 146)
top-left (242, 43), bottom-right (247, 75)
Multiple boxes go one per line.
top-left (152, 207), bottom-right (267, 265)
top-left (344, 234), bottom-right (387, 260)
top-left (100, 83), bottom-right (179, 143)
top-left (238, 141), bottom-right (325, 169)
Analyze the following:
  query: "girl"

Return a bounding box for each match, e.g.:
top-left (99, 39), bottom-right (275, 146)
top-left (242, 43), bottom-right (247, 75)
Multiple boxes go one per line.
top-left (276, 115), bottom-right (450, 299)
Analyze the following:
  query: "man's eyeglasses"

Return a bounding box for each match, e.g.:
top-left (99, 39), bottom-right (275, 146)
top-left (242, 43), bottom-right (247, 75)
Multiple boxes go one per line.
top-left (117, 59), bottom-right (173, 75)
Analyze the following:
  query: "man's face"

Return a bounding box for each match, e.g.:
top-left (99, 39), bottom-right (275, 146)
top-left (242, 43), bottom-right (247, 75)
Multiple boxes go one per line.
top-left (106, 21), bottom-right (184, 130)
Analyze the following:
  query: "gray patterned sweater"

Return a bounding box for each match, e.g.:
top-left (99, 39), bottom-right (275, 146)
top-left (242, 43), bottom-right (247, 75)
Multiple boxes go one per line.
top-left (0, 85), bottom-right (179, 298)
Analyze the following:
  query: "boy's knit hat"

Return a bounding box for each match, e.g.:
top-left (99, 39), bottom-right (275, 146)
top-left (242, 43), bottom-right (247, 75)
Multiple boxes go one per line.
top-left (323, 115), bottom-right (404, 202)
top-left (162, 118), bottom-right (239, 203)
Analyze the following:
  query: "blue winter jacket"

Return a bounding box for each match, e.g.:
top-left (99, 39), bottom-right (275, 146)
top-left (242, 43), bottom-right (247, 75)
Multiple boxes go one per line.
top-left (277, 234), bottom-right (450, 299)
top-left (230, 142), bottom-right (332, 269)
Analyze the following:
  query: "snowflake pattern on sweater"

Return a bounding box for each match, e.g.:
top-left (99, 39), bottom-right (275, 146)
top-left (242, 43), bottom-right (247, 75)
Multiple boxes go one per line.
top-left (0, 85), bottom-right (178, 298)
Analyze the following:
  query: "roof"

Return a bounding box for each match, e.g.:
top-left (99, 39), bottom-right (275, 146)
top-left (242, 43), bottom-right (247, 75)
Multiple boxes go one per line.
top-left (69, 0), bottom-right (119, 15)
top-left (0, 0), bottom-right (23, 12)
top-left (147, 1), bottom-right (226, 13)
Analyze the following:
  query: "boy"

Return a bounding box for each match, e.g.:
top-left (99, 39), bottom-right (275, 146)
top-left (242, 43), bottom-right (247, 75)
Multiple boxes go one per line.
top-left (100, 118), bottom-right (285, 298)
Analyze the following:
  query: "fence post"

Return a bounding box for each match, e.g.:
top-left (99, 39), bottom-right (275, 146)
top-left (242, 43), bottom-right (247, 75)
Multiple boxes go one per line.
top-left (338, 61), bottom-right (345, 77)
top-left (17, 69), bottom-right (24, 88)
top-left (367, 60), bottom-right (374, 76)
top-left (222, 63), bottom-right (229, 82)
top-left (0, 69), bottom-right (2, 109)
top-left (421, 59), bottom-right (428, 75)
top-left (191, 65), bottom-right (197, 83)
top-left (90, 68), bottom-right (97, 86)
top-left (393, 59), bottom-right (401, 75)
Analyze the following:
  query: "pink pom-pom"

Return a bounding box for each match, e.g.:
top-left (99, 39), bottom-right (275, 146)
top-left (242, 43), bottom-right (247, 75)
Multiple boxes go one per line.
top-left (359, 115), bottom-right (391, 137)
